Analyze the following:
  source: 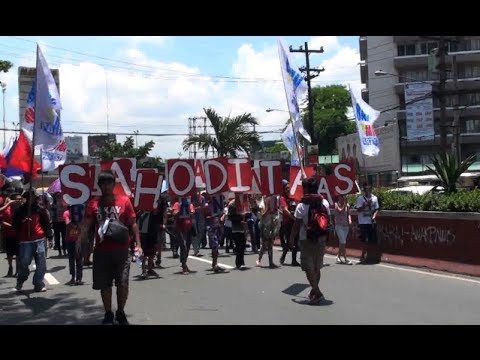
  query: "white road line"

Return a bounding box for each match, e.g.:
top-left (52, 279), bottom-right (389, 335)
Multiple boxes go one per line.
top-left (44, 273), bottom-right (60, 285)
top-left (271, 246), bottom-right (480, 284)
top-left (188, 256), bottom-right (234, 269)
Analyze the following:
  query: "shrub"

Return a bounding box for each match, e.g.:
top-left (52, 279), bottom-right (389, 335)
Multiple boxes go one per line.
top-left (346, 188), bottom-right (480, 213)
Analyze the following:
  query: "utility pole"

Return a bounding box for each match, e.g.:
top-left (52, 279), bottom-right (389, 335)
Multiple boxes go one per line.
top-left (289, 42), bottom-right (325, 140)
top-left (188, 116), bottom-right (207, 159)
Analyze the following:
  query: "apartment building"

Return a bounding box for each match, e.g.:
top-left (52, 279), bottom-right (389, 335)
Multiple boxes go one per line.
top-left (359, 36), bottom-right (480, 174)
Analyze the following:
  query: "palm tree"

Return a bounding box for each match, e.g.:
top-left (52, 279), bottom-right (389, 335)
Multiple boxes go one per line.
top-left (182, 108), bottom-right (261, 157)
top-left (426, 152), bottom-right (476, 193)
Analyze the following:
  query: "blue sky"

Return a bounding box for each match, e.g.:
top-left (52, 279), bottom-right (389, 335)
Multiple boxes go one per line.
top-left (0, 36), bottom-right (361, 159)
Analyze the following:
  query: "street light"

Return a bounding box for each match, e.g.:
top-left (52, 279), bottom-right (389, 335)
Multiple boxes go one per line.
top-left (1, 81), bottom-right (6, 149)
top-left (266, 108), bottom-right (289, 113)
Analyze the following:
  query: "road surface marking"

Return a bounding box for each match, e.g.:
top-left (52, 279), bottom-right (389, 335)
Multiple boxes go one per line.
top-left (271, 246), bottom-right (480, 284)
top-left (188, 256), bottom-right (234, 269)
top-left (44, 273), bottom-right (60, 285)
top-left (323, 253), bottom-right (480, 285)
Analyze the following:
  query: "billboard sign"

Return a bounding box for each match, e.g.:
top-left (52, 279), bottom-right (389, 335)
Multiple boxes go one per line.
top-left (88, 134), bottom-right (116, 156)
top-left (18, 66), bottom-right (60, 124)
top-left (65, 136), bottom-right (83, 160)
top-left (404, 83), bottom-right (434, 141)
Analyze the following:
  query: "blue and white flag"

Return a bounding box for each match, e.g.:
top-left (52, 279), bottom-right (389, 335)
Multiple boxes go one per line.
top-left (22, 45), bottom-right (63, 148)
top-left (281, 123), bottom-right (302, 166)
top-left (277, 38), bottom-right (311, 143)
top-left (21, 45), bottom-right (66, 171)
top-left (348, 84), bottom-right (380, 157)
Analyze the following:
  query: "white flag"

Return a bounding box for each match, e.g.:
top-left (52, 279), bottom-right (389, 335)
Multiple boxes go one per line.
top-left (281, 123), bottom-right (302, 166)
top-left (277, 38), bottom-right (311, 143)
top-left (30, 44), bottom-right (63, 148)
top-left (41, 140), bottom-right (67, 172)
top-left (348, 84), bottom-right (380, 157)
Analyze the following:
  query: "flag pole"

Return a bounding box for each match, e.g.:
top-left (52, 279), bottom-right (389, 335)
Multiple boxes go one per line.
top-left (277, 40), bottom-right (306, 178)
top-left (26, 44), bottom-right (39, 233)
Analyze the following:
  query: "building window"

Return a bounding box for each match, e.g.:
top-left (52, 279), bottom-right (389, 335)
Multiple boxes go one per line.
top-left (405, 44), bottom-right (416, 55)
top-left (466, 119), bottom-right (480, 133)
top-left (397, 45), bottom-right (405, 56)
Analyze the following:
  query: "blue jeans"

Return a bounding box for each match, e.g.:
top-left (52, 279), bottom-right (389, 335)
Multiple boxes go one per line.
top-left (17, 239), bottom-right (47, 289)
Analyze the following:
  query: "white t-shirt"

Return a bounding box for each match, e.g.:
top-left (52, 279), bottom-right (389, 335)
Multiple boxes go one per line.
top-left (355, 194), bottom-right (379, 225)
top-left (223, 206), bottom-right (232, 228)
top-left (294, 200), bottom-right (331, 241)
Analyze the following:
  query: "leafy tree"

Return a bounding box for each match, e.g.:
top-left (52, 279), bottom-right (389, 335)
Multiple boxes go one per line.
top-left (301, 84), bottom-right (356, 155)
top-left (265, 142), bottom-right (287, 153)
top-left (94, 136), bottom-right (163, 169)
top-left (182, 107), bottom-right (261, 157)
top-left (426, 152), bottom-right (476, 193)
top-left (0, 60), bottom-right (13, 73)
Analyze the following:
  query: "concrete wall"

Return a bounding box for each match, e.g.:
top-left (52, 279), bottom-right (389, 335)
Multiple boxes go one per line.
top-left (344, 210), bottom-right (480, 265)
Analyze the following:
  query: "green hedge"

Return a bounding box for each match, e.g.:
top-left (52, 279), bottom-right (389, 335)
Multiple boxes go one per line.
top-left (346, 189), bottom-right (480, 213)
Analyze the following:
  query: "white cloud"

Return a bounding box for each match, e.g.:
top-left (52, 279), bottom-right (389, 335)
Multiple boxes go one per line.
top-left (113, 36), bottom-right (172, 47)
top-left (1, 36), bottom-right (360, 160)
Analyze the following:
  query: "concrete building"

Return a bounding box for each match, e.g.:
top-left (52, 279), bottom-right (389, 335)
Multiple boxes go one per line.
top-left (359, 36), bottom-right (480, 175)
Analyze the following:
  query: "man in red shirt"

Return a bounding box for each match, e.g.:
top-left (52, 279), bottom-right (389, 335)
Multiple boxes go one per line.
top-left (2, 193), bottom-right (24, 277)
top-left (13, 189), bottom-right (53, 293)
top-left (81, 170), bottom-right (141, 325)
top-left (171, 196), bottom-right (195, 275)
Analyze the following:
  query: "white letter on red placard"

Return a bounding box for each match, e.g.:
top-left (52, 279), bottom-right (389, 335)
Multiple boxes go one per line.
top-left (290, 168), bottom-right (303, 198)
top-left (317, 177), bottom-right (333, 205)
top-left (60, 165), bottom-right (91, 205)
top-left (168, 161), bottom-right (195, 196)
top-left (110, 161), bottom-right (132, 196)
top-left (204, 159), bottom-right (227, 194)
top-left (334, 163), bottom-right (354, 195)
top-left (228, 158), bottom-right (250, 192)
top-left (260, 160), bottom-right (280, 194)
top-left (134, 172), bottom-right (163, 210)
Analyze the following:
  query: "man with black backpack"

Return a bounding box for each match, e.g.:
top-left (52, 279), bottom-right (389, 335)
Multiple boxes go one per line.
top-left (81, 170), bottom-right (141, 325)
top-left (289, 177), bottom-right (329, 305)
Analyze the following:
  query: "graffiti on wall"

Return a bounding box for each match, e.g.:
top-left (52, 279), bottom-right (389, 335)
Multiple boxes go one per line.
top-left (376, 223), bottom-right (456, 248)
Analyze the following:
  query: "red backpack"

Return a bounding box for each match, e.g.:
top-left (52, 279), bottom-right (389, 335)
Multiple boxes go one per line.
top-left (301, 195), bottom-right (329, 240)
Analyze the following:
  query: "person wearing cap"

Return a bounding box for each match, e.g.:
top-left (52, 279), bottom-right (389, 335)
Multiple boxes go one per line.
top-left (13, 189), bottom-right (54, 293)
top-left (355, 183), bottom-right (380, 263)
top-left (81, 170), bottom-right (141, 325)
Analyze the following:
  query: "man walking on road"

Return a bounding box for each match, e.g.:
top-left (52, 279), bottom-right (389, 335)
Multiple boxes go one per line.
top-left (81, 170), bottom-right (141, 325)
top-left (290, 177), bottom-right (328, 305)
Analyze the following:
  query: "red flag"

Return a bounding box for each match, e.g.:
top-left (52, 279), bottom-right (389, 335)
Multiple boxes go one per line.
top-left (8, 131), bottom-right (41, 177)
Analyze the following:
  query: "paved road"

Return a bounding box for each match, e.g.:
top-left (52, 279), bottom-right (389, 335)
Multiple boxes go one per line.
top-left (1, 242), bottom-right (480, 325)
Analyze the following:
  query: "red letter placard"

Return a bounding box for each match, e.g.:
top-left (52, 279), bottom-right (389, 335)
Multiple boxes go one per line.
top-left (260, 160), bottom-right (282, 195)
top-left (167, 159), bottom-right (196, 197)
top-left (289, 162), bottom-right (357, 202)
top-left (60, 163), bottom-right (91, 205)
top-left (194, 158), bottom-right (206, 188)
top-left (101, 159), bottom-right (134, 197)
top-left (90, 164), bottom-right (101, 197)
top-left (134, 168), bottom-right (164, 211)
top-left (250, 160), bottom-right (262, 194)
top-left (204, 157), bottom-right (228, 195)
top-left (332, 162), bottom-right (356, 195)
top-left (228, 158), bottom-right (252, 193)
top-left (289, 166), bottom-right (314, 201)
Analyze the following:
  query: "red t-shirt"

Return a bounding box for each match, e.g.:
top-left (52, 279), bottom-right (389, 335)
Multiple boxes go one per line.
top-left (85, 195), bottom-right (136, 252)
top-left (2, 206), bottom-right (15, 237)
top-left (172, 201), bottom-right (195, 232)
top-left (16, 212), bottom-right (48, 242)
top-left (280, 195), bottom-right (294, 225)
